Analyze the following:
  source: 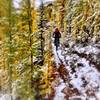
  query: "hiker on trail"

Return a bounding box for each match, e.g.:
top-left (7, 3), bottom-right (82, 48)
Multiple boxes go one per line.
top-left (53, 28), bottom-right (61, 50)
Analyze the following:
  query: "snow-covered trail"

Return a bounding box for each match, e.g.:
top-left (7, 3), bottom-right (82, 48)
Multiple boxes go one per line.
top-left (52, 41), bottom-right (100, 100)
top-left (52, 44), bottom-right (67, 100)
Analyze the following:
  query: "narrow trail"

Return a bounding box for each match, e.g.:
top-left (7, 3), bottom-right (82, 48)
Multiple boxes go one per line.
top-left (50, 44), bottom-right (78, 100)
top-left (50, 41), bottom-right (100, 100)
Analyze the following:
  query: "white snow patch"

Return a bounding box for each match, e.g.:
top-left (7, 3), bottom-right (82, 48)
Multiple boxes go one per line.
top-left (54, 82), bottom-right (66, 100)
top-left (52, 44), bottom-right (61, 67)
top-left (69, 57), bottom-right (100, 93)
top-left (0, 94), bottom-right (17, 100)
top-left (52, 40), bottom-right (100, 99)
top-left (74, 45), bottom-right (100, 55)
top-left (95, 91), bottom-right (100, 100)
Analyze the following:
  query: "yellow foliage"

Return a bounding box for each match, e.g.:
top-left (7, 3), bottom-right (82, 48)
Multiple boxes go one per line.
top-left (32, 9), bottom-right (38, 32)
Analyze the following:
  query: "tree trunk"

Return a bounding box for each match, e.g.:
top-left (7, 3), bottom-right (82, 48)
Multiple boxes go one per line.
top-left (8, 0), bottom-right (13, 99)
top-left (27, 0), bottom-right (34, 92)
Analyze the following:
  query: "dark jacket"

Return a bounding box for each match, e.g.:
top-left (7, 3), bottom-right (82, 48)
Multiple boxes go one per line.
top-left (53, 31), bottom-right (61, 38)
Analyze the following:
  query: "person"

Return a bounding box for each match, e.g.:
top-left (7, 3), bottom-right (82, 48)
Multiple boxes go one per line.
top-left (53, 28), bottom-right (61, 50)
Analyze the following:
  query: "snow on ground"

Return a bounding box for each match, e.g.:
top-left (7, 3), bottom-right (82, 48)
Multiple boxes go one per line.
top-left (0, 94), bottom-right (11, 100)
top-left (74, 44), bottom-right (100, 55)
top-left (54, 79), bottom-right (66, 100)
top-left (52, 43), bottom-right (61, 67)
top-left (69, 57), bottom-right (100, 91)
top-left (52, 41), bottom-right (100, 99)
top-left (0, 94), bottom-right (17, 100)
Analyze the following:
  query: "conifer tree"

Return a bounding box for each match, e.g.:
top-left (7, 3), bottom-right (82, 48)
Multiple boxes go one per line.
top-left (27, 0), bottom-right (33, 90)
top-left (38, 0), bottom-right (45, 66)
top-left (66, 0), bottom-right (73, 42)
top-left (8, 0), bottom-right (13, 99)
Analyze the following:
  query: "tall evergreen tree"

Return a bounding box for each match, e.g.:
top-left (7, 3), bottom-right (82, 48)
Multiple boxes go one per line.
top-left (8, 0), bottom-right (13, 99)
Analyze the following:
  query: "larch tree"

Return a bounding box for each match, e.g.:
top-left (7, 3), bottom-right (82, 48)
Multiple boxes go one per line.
top-left (7, 0), bottom-right (13, 99)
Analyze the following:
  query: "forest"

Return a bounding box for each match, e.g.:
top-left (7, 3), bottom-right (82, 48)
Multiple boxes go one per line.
top-left (0, 0), bottom-right (100, 100)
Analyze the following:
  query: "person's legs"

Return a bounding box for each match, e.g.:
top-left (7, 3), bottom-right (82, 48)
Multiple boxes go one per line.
top-left (56, 44), bottom-right (58, 50)
top-left (57, 38), bottom-right (60, 46)
top-left (55, 38), bottom-right (59, 50)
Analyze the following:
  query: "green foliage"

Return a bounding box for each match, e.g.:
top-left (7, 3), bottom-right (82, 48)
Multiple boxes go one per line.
top-left (0, 0), bottom-right (100, 100)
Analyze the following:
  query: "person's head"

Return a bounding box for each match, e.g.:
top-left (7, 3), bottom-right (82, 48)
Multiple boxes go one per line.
top-left (55, 28), bottom-right (59, 32)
